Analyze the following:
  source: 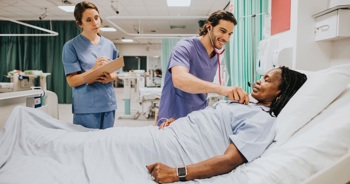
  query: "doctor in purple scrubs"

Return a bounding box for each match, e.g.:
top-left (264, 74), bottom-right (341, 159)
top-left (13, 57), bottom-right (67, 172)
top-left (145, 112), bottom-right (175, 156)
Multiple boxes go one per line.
top-left (157, 10), bottom-right (249, 126)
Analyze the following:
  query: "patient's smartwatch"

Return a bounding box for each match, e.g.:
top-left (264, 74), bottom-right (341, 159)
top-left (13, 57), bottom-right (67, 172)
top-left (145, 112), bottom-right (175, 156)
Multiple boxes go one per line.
top-left (177, 166), bottom-right (187, 181)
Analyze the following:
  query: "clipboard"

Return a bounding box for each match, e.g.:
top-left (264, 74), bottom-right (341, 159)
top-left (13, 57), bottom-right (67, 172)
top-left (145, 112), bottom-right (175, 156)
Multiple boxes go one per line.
top-left (82, 56), bottom-right (125, 84)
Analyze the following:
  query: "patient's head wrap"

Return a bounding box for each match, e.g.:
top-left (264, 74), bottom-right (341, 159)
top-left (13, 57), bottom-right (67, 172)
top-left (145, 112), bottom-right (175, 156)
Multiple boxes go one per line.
top-left (270, 66), bottom-right (307, 117)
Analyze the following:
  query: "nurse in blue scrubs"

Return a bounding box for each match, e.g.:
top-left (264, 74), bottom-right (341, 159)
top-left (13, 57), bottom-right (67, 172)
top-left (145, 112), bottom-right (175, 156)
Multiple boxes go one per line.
top-left (62, 1), bottom-right (118, 129)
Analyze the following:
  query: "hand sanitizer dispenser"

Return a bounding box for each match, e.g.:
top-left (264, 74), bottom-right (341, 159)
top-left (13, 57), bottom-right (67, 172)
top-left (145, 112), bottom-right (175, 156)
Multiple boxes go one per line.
top-left (272, 47), bottom-right (293, 68)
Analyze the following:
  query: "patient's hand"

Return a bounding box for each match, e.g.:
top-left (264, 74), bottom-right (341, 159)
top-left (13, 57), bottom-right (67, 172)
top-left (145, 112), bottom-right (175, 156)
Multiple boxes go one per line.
top-left (159, 118), bottom-right (176, 129)
top-left (146, 163), bottom-right (178, 183)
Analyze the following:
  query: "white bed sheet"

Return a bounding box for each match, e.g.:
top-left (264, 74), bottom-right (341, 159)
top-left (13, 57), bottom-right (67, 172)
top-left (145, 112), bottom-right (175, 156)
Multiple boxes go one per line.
top-left (0, 101), bottom-right (235, 184)
top-left (139, 87), bottom-right (162, 101)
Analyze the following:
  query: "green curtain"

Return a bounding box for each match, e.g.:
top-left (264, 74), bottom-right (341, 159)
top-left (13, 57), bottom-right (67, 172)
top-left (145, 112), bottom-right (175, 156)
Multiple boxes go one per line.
top-left (0, 20), bottom-right (80, 103)
top-left (160, 0), bottom-right (268, 93)
top-left (161, 38), bottom-right (181, 86)
top-left (227, 0), bottom-right (268, 92)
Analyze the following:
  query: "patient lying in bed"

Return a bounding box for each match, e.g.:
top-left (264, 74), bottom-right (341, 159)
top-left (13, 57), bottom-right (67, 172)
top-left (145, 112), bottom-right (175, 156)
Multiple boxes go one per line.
top-left (0, 67), bottom-right (306, 184)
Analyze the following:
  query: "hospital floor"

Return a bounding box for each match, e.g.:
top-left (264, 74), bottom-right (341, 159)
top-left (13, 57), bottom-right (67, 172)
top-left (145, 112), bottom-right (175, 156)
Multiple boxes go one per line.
top-left (58, 87), bottom-right (156, 127)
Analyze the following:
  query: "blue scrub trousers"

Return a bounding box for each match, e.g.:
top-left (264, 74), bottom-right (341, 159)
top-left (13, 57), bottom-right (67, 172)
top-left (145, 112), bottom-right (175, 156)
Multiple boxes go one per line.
top-left (73, 111), bottom-right (115, 129)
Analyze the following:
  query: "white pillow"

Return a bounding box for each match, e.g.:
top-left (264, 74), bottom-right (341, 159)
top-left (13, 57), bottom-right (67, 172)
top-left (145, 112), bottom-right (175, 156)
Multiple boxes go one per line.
top-left (274, 64), bottom-right (350, 145)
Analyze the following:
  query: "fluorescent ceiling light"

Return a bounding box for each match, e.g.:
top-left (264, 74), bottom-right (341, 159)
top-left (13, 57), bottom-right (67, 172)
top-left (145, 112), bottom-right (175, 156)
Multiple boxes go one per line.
top-left (100, 27), bottom-right (117, 32)
top-left (121, 38), bottom-right (134, 43)
top-left (58, 6), bottom-right (75, 12)
top-left (167, 0), bottom-right (191, 7)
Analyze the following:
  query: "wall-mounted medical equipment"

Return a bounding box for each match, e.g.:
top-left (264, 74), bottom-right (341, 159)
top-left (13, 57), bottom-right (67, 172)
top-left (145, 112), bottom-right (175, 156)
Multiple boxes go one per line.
top-left (256, 39), bottom-right (279, 75)
top-left (272, 47), bottom-right (293, 68)
top-left (313, 7), bottom-right (350, 41)
top-left (329, 0), bottom-right (350, 8)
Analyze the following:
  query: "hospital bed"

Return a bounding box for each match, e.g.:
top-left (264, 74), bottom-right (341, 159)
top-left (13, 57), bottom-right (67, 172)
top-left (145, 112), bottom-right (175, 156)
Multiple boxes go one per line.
top-left (0, 90), bottom-right (58, 129)
top-left (138, 87), bottom-right (162, 120)
top-left (0, 64), bottom-right (350, 184)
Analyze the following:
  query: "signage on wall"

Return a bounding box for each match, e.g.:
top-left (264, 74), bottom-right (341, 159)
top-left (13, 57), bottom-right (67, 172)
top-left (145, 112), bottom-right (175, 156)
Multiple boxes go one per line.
top-left (229, 2), bottom-right (234, 13)
top-left (271, 0), bottom-right (291, 35)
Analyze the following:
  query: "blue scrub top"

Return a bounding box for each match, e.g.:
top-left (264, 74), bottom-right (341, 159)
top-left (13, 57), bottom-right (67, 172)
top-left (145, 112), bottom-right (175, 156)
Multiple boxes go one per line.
top-left (158, 37), bottom-right (218, 123)
top-left (62, 34), bottom-right (118, 114)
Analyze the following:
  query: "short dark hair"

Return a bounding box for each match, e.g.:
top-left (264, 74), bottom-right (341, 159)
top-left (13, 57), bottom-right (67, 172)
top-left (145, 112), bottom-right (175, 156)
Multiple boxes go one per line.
top-left (74, 1), bottom-right (101, 26)
top-left (155, 69), bottom-right (162, 75)
top-left (270, 66), bottom-right (307, 116)
top-left (199, 10), bottom-right (237, 36)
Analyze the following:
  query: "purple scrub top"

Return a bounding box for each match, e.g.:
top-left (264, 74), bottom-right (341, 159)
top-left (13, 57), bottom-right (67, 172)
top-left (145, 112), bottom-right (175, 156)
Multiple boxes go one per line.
top-left (157, 37), bottom-right (218, 124)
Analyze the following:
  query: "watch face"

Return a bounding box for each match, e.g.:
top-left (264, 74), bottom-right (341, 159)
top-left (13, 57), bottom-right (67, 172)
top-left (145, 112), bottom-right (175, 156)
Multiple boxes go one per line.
top-left (178, 167), bottom-right (187, 177)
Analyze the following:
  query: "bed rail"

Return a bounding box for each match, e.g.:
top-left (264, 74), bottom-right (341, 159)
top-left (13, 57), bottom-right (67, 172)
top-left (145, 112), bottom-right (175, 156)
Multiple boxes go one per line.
top-left (302, 151), bottom-right (350, 184)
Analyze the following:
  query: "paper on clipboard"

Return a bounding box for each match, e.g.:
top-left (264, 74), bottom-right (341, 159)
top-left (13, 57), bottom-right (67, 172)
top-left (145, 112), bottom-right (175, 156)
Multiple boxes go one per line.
top-left (82, 56), bottom-right (124, 84)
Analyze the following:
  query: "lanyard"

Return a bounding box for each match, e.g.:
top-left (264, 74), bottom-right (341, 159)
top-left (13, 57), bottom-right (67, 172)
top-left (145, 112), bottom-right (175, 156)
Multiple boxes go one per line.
top-left (212, 45), bottom-right (225, 85)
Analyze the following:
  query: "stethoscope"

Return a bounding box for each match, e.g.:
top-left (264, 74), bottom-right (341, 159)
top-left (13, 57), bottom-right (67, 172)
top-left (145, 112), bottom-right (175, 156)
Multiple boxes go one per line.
top-left (208, 27), bottom-right (225, 85)
top-left (248, 76), bottom-right (265, 88)
top-left (247, 81), bottom-right (254, 87)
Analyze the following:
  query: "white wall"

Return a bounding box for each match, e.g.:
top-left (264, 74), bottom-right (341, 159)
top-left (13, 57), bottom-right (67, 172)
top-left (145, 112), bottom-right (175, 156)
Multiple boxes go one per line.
top-left (294, 0), bottom-right (331, 70)
top-left (331, 38), bottom-right (350, 65)
top-left (115, 43), bottom-right (162, 70)
top-left (116, 43), bottom-right (161, 57)
top-left (269, 0), bottom-right (350, 71)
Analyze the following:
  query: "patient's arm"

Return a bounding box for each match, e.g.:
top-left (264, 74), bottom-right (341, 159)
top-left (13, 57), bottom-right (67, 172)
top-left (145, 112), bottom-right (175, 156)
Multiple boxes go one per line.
top-left (146, 143), bottom-right (246, 183)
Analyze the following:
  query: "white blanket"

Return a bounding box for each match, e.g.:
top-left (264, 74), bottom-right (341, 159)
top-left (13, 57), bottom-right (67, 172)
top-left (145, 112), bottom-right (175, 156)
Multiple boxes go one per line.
top-left (1, 98), bottom-right (350, 184)
top-left (0, 105), bottom-right (232, 184)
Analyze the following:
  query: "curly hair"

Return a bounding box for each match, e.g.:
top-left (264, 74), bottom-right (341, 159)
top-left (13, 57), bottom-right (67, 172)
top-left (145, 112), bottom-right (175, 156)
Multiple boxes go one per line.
top-left (199, 10), bottom-right (237, 36)
top-left (269, 66), bottom-right (307, 117)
